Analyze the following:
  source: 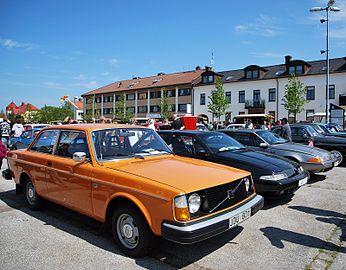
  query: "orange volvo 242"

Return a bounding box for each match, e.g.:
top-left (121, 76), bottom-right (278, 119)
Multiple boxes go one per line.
top-left (4, 124), bottom-right (264, 257)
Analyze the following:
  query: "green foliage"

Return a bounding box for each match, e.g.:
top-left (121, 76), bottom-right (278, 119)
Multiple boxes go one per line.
top-left (114, 94), bottom-right (133, 123)
top-left (207, 77), bottom-right (229, 122)
top-left (159, 88), bottom-right (172, 120)
top-left (34, 102), bottom-right (74, 123)
top-left (282, 75), bottom-right (307, 123)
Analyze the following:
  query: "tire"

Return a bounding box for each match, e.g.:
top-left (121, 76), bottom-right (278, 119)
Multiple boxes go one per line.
top-left (111, 204), bottom-right (154, 257)
top-left (330, 149), bottom-right (343, 167)
top-left (24, 178), bottom-right (43, 210)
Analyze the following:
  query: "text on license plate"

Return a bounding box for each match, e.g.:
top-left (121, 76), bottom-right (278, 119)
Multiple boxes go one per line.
top-left (229, 208), bottom-right (251, 229)
top-left (298, 177), bottom-right (308, 187)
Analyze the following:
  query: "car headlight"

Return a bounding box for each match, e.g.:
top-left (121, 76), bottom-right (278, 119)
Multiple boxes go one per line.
top-left (188, 193), bottom-right (201, 214)
top-left (244, 177), bottom-right (250, 191)
top-left (259, 173), bottom-right (288, 181)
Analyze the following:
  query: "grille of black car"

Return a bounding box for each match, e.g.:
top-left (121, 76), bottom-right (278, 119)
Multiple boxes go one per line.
top-left (202, 179), bottom-right (249, 213)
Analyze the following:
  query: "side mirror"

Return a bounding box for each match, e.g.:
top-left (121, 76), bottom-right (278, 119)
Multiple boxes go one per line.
top-left (73, 152), bottom-right (87, 163)
top-left (196, 148), bottom-right (207, 156)
top-left (302, 133), bottom-right (308, 139)
top-left (259, 143), bottom-right (269, 148)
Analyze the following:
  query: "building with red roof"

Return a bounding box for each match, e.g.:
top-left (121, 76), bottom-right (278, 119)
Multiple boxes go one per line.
top-left (6, 102), bottom-right (39, 115)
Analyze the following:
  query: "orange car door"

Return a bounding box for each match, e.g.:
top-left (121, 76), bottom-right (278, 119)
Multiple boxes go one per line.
top-left (46, 130), bottom-right (93, 215)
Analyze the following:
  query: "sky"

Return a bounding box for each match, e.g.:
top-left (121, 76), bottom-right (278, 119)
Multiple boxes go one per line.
top-left (1, 0), bottom-right (346, 112)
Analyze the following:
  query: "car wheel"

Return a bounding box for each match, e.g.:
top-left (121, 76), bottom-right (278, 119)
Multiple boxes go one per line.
top-left (24, 179), bottom-right (43, 210)
top-left (111, 205), bottom-right (154, 257)
top-left (330, 149), bottom-right (343, 167)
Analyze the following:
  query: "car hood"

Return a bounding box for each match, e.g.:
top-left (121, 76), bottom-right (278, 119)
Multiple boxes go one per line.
top-left (102, 155), bottom-right (250, 193)
top-left (315, 135), bottom-right (346, 144)
top-left (270, 142), bottom-right (331, 158)
top-left (213, 149), bottom-right (296, 173)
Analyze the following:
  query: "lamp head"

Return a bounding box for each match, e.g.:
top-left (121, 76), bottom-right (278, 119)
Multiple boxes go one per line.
top-left (310, 7), bottom-right (324, 12)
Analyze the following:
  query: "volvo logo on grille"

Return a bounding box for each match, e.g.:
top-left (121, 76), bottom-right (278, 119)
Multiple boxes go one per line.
top-left (227, 189), bottom-right (235, 200)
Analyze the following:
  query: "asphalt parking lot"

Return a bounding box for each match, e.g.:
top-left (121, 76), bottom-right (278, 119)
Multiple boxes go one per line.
top-left (0, 162), bottom-right (345, 270)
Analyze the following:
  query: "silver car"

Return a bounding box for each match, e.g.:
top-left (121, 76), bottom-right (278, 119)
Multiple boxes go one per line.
top-left (220, 129), bottom-right (337, 173)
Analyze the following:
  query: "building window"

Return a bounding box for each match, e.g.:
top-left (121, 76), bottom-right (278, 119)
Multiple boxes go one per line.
top-left (138, 92), bottom-right (147, 100)
top-left (246, 70), bottom-right (259, 79)
top-left (306, 110), bottom-right (314, 122)
top-left (167, 90), bottom-right (176, 97)
top-left (128, 107), bottom-right (135, 113)
top-left (239, 90), bottom-right (245, 103)
top-left (150, 105), bottom-right (159, 113)
top-left (103, 96), bottom-right (113, 103)
top-left (269, 88), bottom-right (276, 102)
top-left (137, 106), bottom-right (147, 113)
top-left (178, 88), bottom-right (191, 96)
top-left (178, 104), bottom-right (187, 112)
top-left (103, 108), bottom-right (113, 114)
top-left (115, 95), bottom-right (122, 101)
top-left (306, 86), bottom-right (315, 100)
top-left (126, 93), bottom-right (135, 100)
top-left (200, 93), bottom-right (206, 105)
top-left (289, 65), bottom-right (304, 75)
top-left (329, 85), bottom-right (335, 100)
top-left (150, 91), bottom-right (161, 99)
top-left (225, 91), bottom-right (231, 104)
top-left (202, 75), bottom-right (214, 84)
top-left (253, 90), bottom-right (260, 102)
top-left (95, 97), bottom-right (102, 103)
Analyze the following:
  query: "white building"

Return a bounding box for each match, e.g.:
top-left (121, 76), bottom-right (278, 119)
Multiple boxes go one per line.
top-left (193, 55), bottom-right (346, 123)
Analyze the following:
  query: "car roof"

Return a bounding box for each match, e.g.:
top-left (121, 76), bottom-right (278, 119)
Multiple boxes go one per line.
top-left (158, 129), bottom-right (212, 135)
top-left (43, 124), bottom-right (148, 132)
top-left (219, 129), bottom-right (257, 133)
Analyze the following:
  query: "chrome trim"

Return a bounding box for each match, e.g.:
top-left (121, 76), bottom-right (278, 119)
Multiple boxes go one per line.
top-left (163, 194), bottom-right (263, 232)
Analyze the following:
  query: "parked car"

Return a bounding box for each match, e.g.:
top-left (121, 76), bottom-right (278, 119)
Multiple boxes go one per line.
top-left (220, 129), bottom-right (336, 173)
top-left (272, 124), bottom-right (346, 166)
top-left (158, 130), bottom-right (309, 197)
top-left (226, 123), bottom-right (246, 129)
top-left (9, 128), bottom-right (43, 150)
top-left (3, 124), bottom-right (263, 257)
top-left (304, 123), bottom-right (346, 138)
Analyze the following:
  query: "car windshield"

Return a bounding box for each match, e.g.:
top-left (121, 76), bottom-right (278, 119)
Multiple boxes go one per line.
top-left (256, 130), bottom-right (288, 145)
top-left (305, 125), bottom-right (320, 137)
top-left (198, 132), bottom-right (246, 153)
top-left (91, 128), bottom-right (172, 161)
top-left (311, 124), bottom-right (326, 135)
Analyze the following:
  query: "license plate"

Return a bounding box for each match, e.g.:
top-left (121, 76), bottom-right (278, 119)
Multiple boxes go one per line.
top-left (229, 209), bottom-right (251, 229)
top-left (298, 177), bottom-right (308, 187)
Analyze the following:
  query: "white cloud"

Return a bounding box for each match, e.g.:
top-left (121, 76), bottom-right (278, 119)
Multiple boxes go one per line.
top-left (73, 74), bottom-right (86, 80)
top-left (0, 37), bottom-right (37, 50)
top-left (74, 81), bottom-right (98, 89)
top-left (109, 58), bottom-right (118, 65)
top-left (234, 14), bottom-right (281, 37)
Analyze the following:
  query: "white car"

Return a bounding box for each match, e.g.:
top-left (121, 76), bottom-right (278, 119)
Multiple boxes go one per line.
top-left (226, 124), bottom-right (246, 129)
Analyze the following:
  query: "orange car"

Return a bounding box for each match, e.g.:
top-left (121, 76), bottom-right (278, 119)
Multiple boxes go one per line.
top-left (4, 124), bottom-right (263, 257)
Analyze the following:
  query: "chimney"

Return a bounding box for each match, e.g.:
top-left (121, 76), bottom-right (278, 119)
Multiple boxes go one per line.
top-left (157, 72), bottom-right (165, 76)
top-left (132, 76), bottom-right (141, 80)
top-left (195, 66), bottom-right (201, 70)
top-left (285, 55), bottom-right (292, 66)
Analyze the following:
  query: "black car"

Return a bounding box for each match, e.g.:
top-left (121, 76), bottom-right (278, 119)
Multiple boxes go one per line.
top-left (158, 130), bottom-right (309, 197)
top-left (219, 129), bottom-right (336, 174)
top-left (304, 123), bottom-right (346, 138)
top-left (272, 124), bottom-right (346, 165)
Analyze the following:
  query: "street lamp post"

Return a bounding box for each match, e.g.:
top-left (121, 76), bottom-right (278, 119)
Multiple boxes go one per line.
top-left (310, 0), bottom-right (340, 124)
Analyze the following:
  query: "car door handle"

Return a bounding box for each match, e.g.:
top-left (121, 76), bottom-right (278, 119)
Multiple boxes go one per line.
top-left (47, 161), bottom-right (53, 166)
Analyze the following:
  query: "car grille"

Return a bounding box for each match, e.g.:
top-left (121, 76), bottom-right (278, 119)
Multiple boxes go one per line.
top-left (202, 179), bottom-right (249, 213)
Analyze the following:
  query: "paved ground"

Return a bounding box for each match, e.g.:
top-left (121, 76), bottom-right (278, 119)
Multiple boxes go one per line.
top-left (0, 161), bottom-right (345, 270)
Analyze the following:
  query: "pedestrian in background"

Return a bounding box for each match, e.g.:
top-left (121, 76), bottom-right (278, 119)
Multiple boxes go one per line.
top-left (280, 117), bottom-right (292, 142)
top-left (172, 114), bottom-right (184, 130)
top-left (11, 119), bottom-right (24, 143)
top-left (0, 134), bottom-right (8, 169)
top-left (1, 117), bottom-right (11, 147)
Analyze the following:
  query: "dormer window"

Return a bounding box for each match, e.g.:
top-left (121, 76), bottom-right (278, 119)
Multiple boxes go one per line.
top-left (246, 70), bottom-right (259, 79)
top-left (289, 65), bottom-right (303, 75)
top-left (202, 75), bottom-right (214, 83)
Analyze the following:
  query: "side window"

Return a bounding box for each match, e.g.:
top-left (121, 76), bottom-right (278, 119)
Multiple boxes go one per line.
top-left (56, 131), bottom-right (90, 158)
top-left (297, 128), bottom-right (308, 136)
top-left (252, 134), bottom-right (263, 146)
top-left (272, 127), bottom-right (281, 135)
top-left (231, 133), bottom-right (253, 146)
top-left (159, 133), bottom-right (171, 145)
top-left (171, 135), bottom-right (193, 156)
top-left (291, 127), bottom-right (298, 136)
top-left (30, 130), bottom-right (59, 154)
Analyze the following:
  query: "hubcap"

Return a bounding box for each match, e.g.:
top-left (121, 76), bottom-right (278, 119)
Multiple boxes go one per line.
top-left (116, 213), bottom-right (139, 249)
top-left (26, 182), bottom-right (36, 205)
top-left (331, 150), bottom-right (343, 166)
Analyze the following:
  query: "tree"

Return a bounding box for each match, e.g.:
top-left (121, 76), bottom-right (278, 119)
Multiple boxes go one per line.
top-left (159, 88), bottom-right (172, 120)
top-left (34, 103), bottom-right (74, 123)
top-left (207, 77), bottom-right (229, 124)
top-left (282, 75), bottom-right (307, 123)
top-left (114, 94), bottom-right (133, 123)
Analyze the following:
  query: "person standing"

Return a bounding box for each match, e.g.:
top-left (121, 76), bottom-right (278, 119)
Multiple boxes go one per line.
top-left (1, 118), bottom-right (11, 147)
top-left (12, 119), bottom-right (25, 143)
top-left (172, 114), bottom-right (184, 130)
top-left (280, 117), bottom-right (292, 142)
top-left (0, 135), bottom-right (7, 169)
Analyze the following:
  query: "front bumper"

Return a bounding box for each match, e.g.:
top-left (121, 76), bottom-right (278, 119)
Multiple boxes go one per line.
top-left (161, 194), bottom-right (263, 244)
top-left (301, 160), bottom-right (334, 173)
top-left (254, 171), bottom-right (310, 196)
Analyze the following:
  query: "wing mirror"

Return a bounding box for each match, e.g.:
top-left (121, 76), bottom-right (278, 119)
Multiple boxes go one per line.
top-left (259, 143), bottom-right (269, 148)
top-left (73, 152), bottom-right (87, 163)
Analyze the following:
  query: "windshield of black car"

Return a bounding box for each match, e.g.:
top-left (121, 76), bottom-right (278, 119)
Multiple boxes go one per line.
top-left (91, 128), bottom-right (171, 161)
top-left (311, 125), bottom-right (326, 135)
top-left (305, 126), bottom-right (320, 137)
top-left (256, 130), bottom-right (288, 144)
top-left (198, 132), bottom-right (246, 152)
